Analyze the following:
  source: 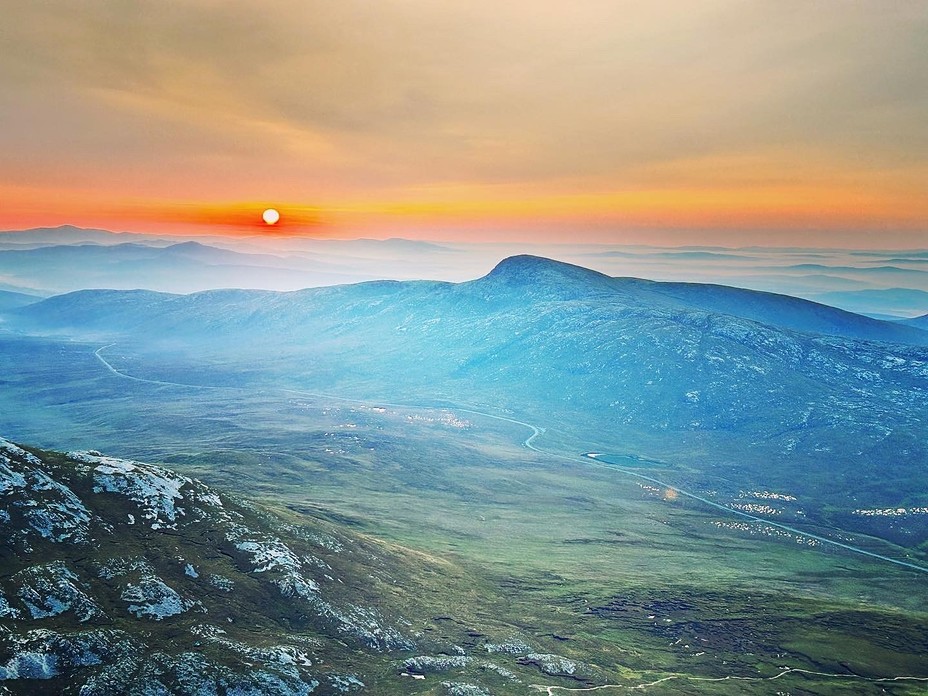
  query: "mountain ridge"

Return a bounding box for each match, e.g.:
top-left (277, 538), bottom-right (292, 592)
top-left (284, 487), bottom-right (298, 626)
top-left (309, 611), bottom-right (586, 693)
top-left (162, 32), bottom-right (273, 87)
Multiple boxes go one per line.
top-left (5, 255), bottom-right (928, 527)
top-left (10, 255), bottom-right (928, 346)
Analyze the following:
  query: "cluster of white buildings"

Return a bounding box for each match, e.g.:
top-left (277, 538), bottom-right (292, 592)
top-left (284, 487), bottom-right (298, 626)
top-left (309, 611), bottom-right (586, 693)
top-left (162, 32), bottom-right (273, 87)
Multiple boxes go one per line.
top-left (853, 507), bottom-right (928, 517)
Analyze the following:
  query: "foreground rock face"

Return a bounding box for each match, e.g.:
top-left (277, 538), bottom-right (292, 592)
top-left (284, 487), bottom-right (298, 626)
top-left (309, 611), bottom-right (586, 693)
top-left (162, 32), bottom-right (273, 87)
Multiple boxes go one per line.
top-left (0, 438), bottom-right (595, 695)
top-left (0, 438), bottom-right (403, 694)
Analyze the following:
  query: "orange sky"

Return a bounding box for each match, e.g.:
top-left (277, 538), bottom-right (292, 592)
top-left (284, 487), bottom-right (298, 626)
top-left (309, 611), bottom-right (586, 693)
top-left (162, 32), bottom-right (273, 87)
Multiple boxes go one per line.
top-left (1, 1), bottom-right (926, 247)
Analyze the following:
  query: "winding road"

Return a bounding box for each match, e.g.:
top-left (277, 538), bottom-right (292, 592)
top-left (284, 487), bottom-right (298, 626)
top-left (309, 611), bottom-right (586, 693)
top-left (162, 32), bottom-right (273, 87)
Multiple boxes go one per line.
top-left (529, 666), bottom-right (928, 694)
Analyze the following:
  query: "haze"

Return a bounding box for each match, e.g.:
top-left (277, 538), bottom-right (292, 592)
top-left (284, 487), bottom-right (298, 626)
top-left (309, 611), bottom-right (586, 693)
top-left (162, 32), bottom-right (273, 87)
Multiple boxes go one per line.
top-left (1, 1), bottom-right (926, 246)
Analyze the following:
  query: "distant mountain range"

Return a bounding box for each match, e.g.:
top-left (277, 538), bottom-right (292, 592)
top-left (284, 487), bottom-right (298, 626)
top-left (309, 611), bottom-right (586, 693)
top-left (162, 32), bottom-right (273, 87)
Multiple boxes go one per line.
top-left (811, 288), bottom-right (928, 318)
top-left (0, 240), bottom-right (376, 294)
top-left (2, 225), bottom-right (926, 318)
top-left (6, 255), bottom-right (928, 521)
top-left (0, 290), bottom-right (40, 312)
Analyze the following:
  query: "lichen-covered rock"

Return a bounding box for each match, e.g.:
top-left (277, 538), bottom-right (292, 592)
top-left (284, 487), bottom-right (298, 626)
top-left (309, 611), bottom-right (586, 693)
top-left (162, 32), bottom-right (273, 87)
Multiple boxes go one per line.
top-left (13, 562), bottom-right (103, 622)
top-left (226, 525), bottom-right (411, 651)
top-left (0, 629), bottom-right (136, 682)
top-left (441, 682), bottom-right (492, 696)
top-left (481, 662), bottom-right (519, 681)
top-left (70, 451), bottom-right (223, 530)
top-left (327, 673), bottom-right (365, 693)
top-left (120, 575), bottom-right (194, 621)
top-left (517, 653), bottom-right (581, 677)
top-left (1, 439), bottom-right (92, 547)
top-left (403, 654), bottom-right (472, 673)
top-left (0, 593), bottom-right (18, 620)
top-left (206, 574), bottom-right (234, 592)
top-left (483, 637), bottom-right (533, 655)
top-left (81, 650), bottom-right (319, 696)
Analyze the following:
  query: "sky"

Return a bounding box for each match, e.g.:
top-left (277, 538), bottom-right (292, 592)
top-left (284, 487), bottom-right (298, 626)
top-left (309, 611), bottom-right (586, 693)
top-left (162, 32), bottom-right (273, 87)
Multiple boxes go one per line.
top-left (1, 1), bottom-right (926, 246)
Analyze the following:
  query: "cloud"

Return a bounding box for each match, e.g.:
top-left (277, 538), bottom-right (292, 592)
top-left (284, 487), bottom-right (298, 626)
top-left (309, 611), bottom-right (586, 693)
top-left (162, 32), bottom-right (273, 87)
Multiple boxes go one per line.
top-left (1, 0), bottom-right (926, 240)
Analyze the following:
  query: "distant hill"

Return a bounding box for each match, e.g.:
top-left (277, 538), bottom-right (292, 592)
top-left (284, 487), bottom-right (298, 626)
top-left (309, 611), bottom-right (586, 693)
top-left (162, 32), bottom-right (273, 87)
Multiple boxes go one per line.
top-left (625, 278), bottom-right (928, 345)
top-left (7, 255), bottom-right (928, 510)
top-left (811, 288), bottom-right (928, 319)
top-left (0, 241), bottom-right (370, 294)
top-left (0, 290), bottom-right (40, 312)
top-left (0, 225), bottom-right (143, 246)
top-left (902, 313), bottom-right (928, 330)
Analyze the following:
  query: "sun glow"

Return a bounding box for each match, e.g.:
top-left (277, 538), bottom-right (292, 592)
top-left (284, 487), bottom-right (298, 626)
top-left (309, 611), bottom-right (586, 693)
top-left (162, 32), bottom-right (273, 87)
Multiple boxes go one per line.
top-left (262, 208), bottom-right (280, 225)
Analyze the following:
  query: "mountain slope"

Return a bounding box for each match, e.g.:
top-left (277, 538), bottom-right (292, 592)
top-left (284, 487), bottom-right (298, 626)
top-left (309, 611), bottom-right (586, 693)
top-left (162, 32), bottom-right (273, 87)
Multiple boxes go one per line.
top-left (902, 313), bottom-right (928, 330)
top-left (0, 437), bottom-right (397, 693)
top-left (6, 255), bottom-right (928, 514)
top-left (627, 279), bottom-right (928, 345)
top-left (13, 255), bottom-right (927, 344)
top-left (0, 438), bottom-right (597, 695)
top-left (0, 291), bottom-right (39, 313)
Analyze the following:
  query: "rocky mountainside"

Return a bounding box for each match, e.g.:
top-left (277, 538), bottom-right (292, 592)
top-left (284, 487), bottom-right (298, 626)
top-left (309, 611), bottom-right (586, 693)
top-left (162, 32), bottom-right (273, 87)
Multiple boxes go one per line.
top-left (0, 438), bottom-right (590, 695)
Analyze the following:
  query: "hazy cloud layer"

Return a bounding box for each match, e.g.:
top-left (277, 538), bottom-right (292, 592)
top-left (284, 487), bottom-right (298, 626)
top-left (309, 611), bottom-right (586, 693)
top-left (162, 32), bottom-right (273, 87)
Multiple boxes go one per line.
top-left (2, 1), bottom-right (926, 242)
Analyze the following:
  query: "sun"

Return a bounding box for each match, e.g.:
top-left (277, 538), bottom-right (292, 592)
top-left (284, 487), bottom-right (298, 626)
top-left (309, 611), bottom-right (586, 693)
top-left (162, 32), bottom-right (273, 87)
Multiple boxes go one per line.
top-left (262, 208), bottom-right (280, 225)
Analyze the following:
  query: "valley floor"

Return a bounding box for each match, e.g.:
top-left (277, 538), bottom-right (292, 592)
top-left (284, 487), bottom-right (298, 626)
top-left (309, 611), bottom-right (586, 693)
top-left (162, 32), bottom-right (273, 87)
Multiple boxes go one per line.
top-left (2, 334), bottom-right (928, 694)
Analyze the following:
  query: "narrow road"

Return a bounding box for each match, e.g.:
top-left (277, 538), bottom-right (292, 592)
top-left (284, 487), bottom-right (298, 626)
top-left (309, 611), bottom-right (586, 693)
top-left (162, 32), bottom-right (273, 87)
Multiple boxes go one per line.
top-left (94, 345), bottom-right (224, 390)
top-left (531, 666), bottom-right (928, 694)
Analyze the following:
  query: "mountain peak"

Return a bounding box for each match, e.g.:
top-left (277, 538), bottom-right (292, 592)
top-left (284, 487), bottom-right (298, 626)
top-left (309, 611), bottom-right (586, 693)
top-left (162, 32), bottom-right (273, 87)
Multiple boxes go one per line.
top-left (486, 255), bottom-right (612, 285)
top-left (471, 255), bottom-right (617, 301)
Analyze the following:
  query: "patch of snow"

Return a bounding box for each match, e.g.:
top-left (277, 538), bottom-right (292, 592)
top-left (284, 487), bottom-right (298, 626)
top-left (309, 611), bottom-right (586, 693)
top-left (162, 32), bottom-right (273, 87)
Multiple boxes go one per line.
top-left (14, 562), bottom-right (103, 622)
top-left (206, 575), bottom-right (234, 592)
top-left (0, 453), bottom-right (92, 544)
top-left (0, 438), bottom-right (41, 467)
top-left (121, 576), bottom-right (192, 621)
top-left (0, 651), bottom-right (59, 680)
top-left (70, 451), bottom-right (222, 530)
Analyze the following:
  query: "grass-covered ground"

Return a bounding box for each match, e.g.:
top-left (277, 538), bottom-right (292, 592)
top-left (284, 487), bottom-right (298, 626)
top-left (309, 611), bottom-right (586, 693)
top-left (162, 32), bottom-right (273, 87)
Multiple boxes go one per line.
top-left (2, 334), bottom-right (928, 693)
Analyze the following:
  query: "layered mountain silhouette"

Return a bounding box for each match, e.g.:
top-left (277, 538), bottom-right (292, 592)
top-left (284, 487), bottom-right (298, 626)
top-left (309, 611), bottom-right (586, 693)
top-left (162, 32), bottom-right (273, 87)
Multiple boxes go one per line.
top-left (5, 255), bottom-right (928, 513)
